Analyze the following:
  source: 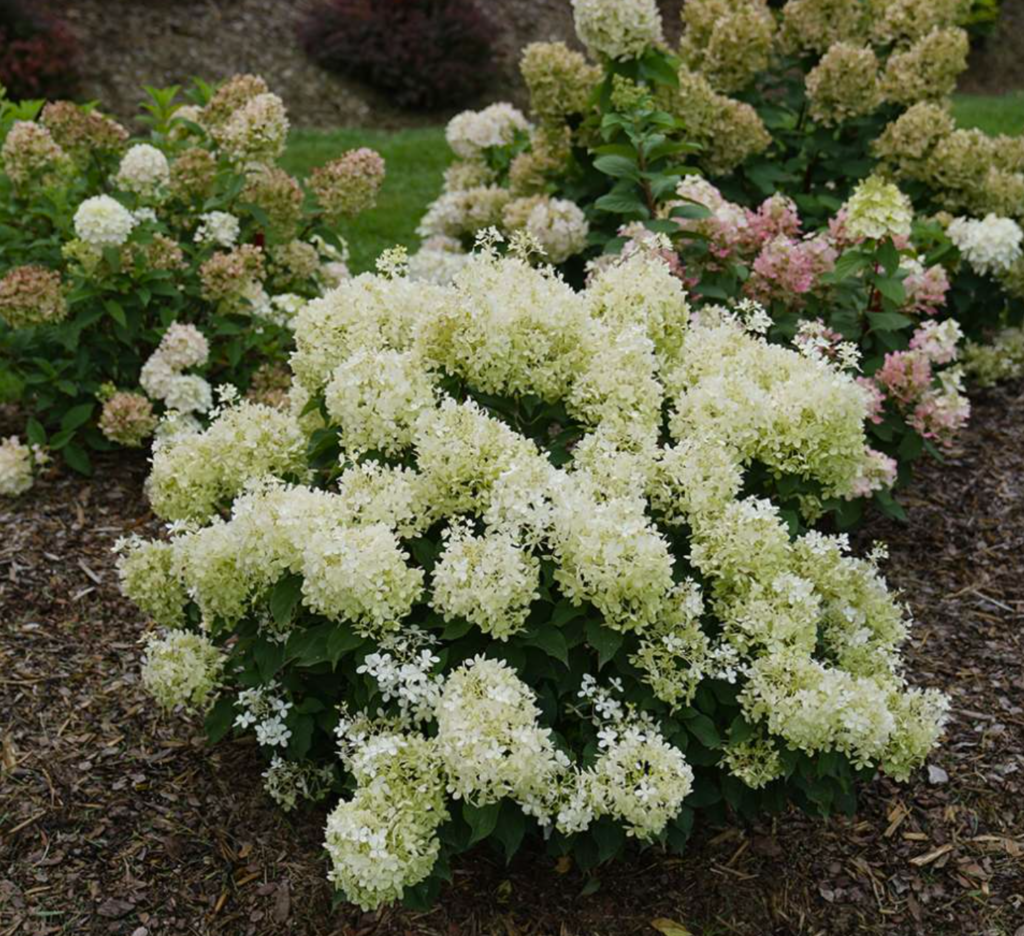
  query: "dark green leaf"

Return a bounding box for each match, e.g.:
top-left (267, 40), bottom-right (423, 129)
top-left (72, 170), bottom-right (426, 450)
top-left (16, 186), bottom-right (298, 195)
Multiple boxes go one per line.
top-left (464, 800), bottom-right (501, 846)
top-left (270, 574), bottom-right (303, 628)
top-left (62, 442), bottom-right (92, 475)
top-left (60, 402), bottom-right (94, 432)
top-left (593, 155), bottom-right (641, 181)
top-left (873, 277), bottom-right (907, 306)
top-left (682, 711), bottom-right (721, 749)
top-left (867, 310), bottom-right (913, 331)
top-left (585, 619), bottom-right (624, 671)
top-left (204, 695), bottom-right (236, 744)
top-left (523, 626), bottom-right (569, 667)
top-left (327, 624), bottom-right (364, 665)
top-left (594, 191), bottom-right (649, 217)
top-left (25, 418), bottom-right (46, 447)
top-left (493, 801), bottom-right (527, 862)
top-left (287, 714), bottom-right (315, 759)
top-left (253, 639), bottom-right (285, 680)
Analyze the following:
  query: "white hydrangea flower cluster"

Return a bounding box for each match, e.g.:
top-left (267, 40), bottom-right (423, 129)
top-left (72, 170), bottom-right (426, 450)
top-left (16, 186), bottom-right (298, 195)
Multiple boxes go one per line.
top-left (436, 656), bottom-right (570, 816)
top-left (0, 435), bottom-right (47, 497)
top-left (194, 211), bottom-right (240, 248)
top-left (139, 322), bottom-right (213, 416)
top-left (323, 347), bottom-right (436, 455)
top-left (571, 0), bottom-right (665, 61)
top-left (524, 197), bottom-right (590, 264)
top-left (946, 214), bottom-right (1024, 277)
top-left (431, 520), bottom-right (540, 640)
top-left (140, 629), bottom-right (224, 712)
top-left (145, 397), bottom-right (308, 522)
top-left (554, 676), bottom-right (694, 838)
top-left (412, 106), bottom-right (588, 271)
top-left (356, 627), bottom-right (444, 724)
top-left (408, 236), bottom-right (474, 286)
top-left (446, 104), bottom-right (531, 161)
top-left (235, 684), bottom-right (293, 748)
top-left (324, 730), bottom-right (448, 911)
top-left (262, 756), bottom-right (334, 812)
top-left (114, 536), bottom-right (188, 628)
top-left (114, 143), bottom-right (170, 197)
top-left (124, 244), bottom-right (948, 910)
top-left (73, 194), bottom-right (138, 247)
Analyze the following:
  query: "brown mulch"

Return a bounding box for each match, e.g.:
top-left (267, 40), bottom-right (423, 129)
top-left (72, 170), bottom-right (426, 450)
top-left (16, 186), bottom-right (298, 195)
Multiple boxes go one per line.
top-left (1, 383), bottom-right (1023, 936)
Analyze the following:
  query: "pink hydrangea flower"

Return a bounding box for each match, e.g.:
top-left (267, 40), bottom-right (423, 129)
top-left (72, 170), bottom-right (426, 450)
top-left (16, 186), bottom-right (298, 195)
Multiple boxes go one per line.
top-left (745, 234), bottom-right (837, 306)
top-left (902, 261), bottom-right (951, 316)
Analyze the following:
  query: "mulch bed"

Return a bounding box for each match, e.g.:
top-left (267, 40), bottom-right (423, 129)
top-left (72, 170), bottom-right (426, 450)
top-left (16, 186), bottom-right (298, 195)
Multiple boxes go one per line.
top-left (1, 382), bottom-right (1022, 936)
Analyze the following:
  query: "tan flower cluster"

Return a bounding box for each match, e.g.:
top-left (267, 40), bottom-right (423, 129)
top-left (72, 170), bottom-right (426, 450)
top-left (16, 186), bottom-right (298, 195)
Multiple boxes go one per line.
top-left (881, 28), bottom-right (969, 106)
top-left (309, 148), bottom-right (386, 223)
top-left (509, 126), bottom-right (572, 197)
top-left (872, 102), bottom-right (957, 178)
top-left (662, 68), bottom-right (771, 176)
top-left (779, 0), bottom-right (868, 56)
top-left (241, 166), bottom-right (305, 232)
top-left (40, 101), bottom-right (128, 161)
top-left (868, 0), bottom-right (965, 47)
top-left (0, 122), bottom-right (66, 187)
top-left (806, 42), bottom-right (882, 126)
top-left (876, 112), bottom-right (1024, 220)
top-left (99, 391), bottom-right (158, 447)
top-left (200, 245), bottom-right (265, 303)
top-left (678, 0), bottom-right (776, 93)
top-left (200, 74), bottom-right (270, 130)
top-left (520, 42), bottom-right (601, 123)
top-left (124, 233), bottom-right (186, 274)
top-left (246, 363), bottom-right (292, 409)
top-left (0, 265), bottom-right (67, 329)
top-left (169, 148), bottom-right (218, 202)
top-left (271, 239), bottom-right (320, 286)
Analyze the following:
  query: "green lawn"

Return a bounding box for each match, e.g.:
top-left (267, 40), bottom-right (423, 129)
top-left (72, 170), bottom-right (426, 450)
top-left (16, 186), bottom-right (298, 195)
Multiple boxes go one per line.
top-left (952, 91), bottom-right (1024, 136)
top-left (282, 127), bottom-right (450, 274)
top-left (282, 93), bottom-right (1022, 272)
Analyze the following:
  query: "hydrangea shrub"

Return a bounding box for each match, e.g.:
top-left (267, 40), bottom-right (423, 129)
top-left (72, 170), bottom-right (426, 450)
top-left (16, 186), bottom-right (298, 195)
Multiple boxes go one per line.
top-left (410, 0), bottom-right (1024, 499)
top-left (0, 76), bottom-right (383, 472)
top-left (121, 240), bottom-right (948, 910)
top-left (670, 0), bottom-right (1024, 344)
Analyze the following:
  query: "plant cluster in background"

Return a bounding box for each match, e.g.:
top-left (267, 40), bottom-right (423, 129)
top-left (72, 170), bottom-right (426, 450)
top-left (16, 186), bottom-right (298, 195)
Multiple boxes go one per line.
top-left (0, 74), bottom-right (385, 479)
top-left (408, 0), bottom-right (1024, 513)
top-left (0, 0), bottom-right (79, 102)
top-left (297, 0), bottom-right (497, 110)
top-left (120, 240), bottom-right (948, 911)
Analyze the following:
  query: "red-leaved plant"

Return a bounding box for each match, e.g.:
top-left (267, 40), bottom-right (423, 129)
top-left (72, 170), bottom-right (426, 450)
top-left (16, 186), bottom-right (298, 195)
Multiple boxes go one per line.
top-left (297, 0), bottom-right (496, 110)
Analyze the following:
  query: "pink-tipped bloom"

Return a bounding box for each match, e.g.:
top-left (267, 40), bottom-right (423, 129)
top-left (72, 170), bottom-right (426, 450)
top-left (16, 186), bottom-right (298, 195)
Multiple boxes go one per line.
top-left (745, 234), bottom-right (837, 306)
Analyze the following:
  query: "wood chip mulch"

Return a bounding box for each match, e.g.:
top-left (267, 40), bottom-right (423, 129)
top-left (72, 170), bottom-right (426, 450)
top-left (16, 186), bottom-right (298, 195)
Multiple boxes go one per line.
top-left (1, 383), bottom-right (1022, 936)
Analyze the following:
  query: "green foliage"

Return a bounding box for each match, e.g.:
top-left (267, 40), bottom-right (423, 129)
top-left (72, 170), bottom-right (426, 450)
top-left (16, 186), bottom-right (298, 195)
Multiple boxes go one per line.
top-left (282, 127), bottom-right (451, 273)
top-left (0, 79), bottom-right (385, 469)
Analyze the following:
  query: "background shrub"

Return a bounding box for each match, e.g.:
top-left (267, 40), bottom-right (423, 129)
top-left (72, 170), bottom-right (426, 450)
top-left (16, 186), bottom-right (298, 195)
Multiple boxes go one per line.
top-left (297, 0), bottom-right (496, 110)
top-left (0, 0), bottom-right (79, 101)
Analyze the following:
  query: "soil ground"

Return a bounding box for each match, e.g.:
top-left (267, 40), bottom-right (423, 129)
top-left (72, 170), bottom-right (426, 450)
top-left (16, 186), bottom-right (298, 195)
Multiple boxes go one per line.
top-left (1, 382), bottom-right (1022, 936)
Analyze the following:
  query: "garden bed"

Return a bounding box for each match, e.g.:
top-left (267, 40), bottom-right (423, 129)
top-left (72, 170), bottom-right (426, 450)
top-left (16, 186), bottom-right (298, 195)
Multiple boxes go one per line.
top-left (1, 380), bottom-right (1021, 936)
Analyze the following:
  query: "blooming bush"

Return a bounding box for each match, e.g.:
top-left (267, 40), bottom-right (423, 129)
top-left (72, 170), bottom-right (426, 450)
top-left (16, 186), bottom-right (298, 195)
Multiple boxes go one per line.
top-left (0, 76), bottom-right (384, 471)
top-left (121, 240), bottom-right (948, 910)
top-left (648, 175), bottom-right (971, 517)
top-left (297, 0), bottom-right (497, 110)
top-left (412, 0), bottom-right (1024, 495)
top-left (667, 0), bottom-right (1024, 345)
